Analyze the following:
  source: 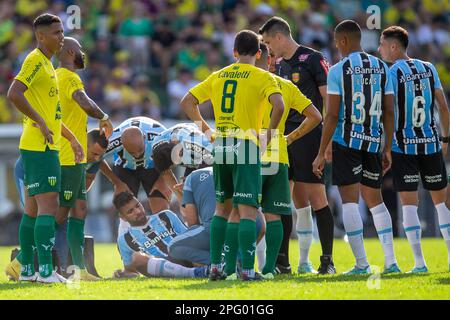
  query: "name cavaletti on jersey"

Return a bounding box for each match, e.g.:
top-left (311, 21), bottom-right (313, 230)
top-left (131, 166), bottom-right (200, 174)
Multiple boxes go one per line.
top-left (218, 70), bottom-right (251, 79)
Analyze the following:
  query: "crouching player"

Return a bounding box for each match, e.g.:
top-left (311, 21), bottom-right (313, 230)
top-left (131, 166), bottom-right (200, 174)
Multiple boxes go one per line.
top-left (113, 192), bottom-right (208, 279)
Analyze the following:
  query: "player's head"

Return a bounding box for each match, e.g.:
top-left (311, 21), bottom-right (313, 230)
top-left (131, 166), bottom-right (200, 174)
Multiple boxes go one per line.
top-left (152, 140), bottom-right (179, 173)
top-left (121, 127), bottom-right (145, 159)
top-left (259, 16), bottom-right (292, 58)
top-left (57, 37), bottom-right (86, 69)
top-left (87, 129), bottom-right (108, 162)
top-left (113, 192), bottom-right (147, 226)
top-left (379, 26), bottom-right (409, 63)
top-left (334, 20), bottom-right (362, 57)
top-left (33, 13), bottom-right (64, 55)
top-left (233, 30), bottom-right (261, 60)
top-left (255, 40), bottom-right (270, 71)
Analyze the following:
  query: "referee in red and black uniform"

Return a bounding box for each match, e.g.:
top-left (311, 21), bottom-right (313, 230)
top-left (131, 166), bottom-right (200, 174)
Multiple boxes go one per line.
top-left (260, 17), bottom-right (336, 274)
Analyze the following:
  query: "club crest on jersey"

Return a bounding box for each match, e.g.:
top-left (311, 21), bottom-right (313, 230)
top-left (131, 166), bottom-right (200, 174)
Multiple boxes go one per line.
top-left (292, 73), bottom-right (300, 83)
top-left (298, 54), bottom-right (310, 62)
top-left (64, 190), bottom-right (73, 201)
top-left (48, 176), bottom-right (57, 186)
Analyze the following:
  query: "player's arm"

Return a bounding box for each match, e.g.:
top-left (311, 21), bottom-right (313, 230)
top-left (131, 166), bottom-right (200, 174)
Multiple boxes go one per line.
top-left (286, 103), bottom-right (322, 145)
top-left (319, 85), bottom-right (333, 161)
top-left (381, 93), bottom-right (395, 174)
top-left (436, 88), bottom-right (449, 156)
top-left (72, 89), bottom-right (113, 137)
top-left (7, 80), bottom-right (54, 144)
top-left (99, 160), bottom-right (131, 194)
top-left (267, 93), bottom-right (285, 144)
top-left (312, 93), bottom-right (340, 178)
top-left (61, 122), bottom-right (84, 163)
top-left (180, 92), bottom-right (213, 137)
top-left (160, 169), bottom-right (183, 203)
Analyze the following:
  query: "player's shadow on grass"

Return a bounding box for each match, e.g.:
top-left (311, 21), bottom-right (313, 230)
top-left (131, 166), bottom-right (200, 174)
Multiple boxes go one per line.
top-left (436, 277), bottom-right (450, 285)
top-left (292, 272), bottom-right (421, 283)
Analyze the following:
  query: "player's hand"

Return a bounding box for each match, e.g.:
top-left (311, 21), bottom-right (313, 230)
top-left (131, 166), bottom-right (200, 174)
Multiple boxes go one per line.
top-left (70, 139), bottom-right (84, 163)
top-left (112, 269), bottom-right (139, 279)
top-left (100, 118), bottom-right (113, 138)
top-left (312, 153), bottom-right (325, 179)
top-left (174, 176), bottom-right (185, 194)
top-left (325, 142), bottom-right (333, 163)
top-left (33, 120), bottom-right (54, 145)
top-left (114, 181), bottom-right (131, 195)
top-left (285, 134), bottom-right (294, 146)
top-left (382, 148), bottom-right (392, 176)
top-left (441, 143), bottom-right (448, 157)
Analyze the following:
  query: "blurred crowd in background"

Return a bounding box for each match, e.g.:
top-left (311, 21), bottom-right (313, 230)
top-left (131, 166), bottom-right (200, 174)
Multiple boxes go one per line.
top-left (0, 0), bottom-right (449, 123)
top-left (0, 0), bottom-right (449, 243)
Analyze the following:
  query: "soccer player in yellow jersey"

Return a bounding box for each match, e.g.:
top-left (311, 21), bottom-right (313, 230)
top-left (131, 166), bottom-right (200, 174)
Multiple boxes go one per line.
top-left (254, 42), bottom-right (322, 277)
top-left (54, 37), bottom-right (113, 281)
top-left (181, 30), bottom-right (285, 280)
top-left (7, 14), bottom-right (83, 283)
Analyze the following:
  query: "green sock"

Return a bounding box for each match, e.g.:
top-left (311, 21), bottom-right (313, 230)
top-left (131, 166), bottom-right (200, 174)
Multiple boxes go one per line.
top-left (34, 215), bottom-right (56, 278)
top-left (210, 215), bottom-right (228, 265)
top-left (19, 214), bottom-right (36, 277)
top-left (223, 222), bottom-right (240, 275)
top-left (262, 220), bottom-right (283, 275)
top-left (67, 217), bottom-right (85, 269)
top-left (238, 218), bottom-right (257, 270)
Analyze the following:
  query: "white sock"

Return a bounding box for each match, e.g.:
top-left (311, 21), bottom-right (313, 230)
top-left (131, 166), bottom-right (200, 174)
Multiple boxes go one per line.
top-left (435, 202), bottom-right (450, 264)
top-left (256, 236), bottom-right (266, 272)
top-left (342, 203), bottom-right (369, 268)
top-left (296, 206), bottom-right (313, 265)
top-left (370, 203), bottom-right (397, 267)
top-left (402, 205), bottom-right (426, 268)
top-left (147, 257), bottom-right (195, 278)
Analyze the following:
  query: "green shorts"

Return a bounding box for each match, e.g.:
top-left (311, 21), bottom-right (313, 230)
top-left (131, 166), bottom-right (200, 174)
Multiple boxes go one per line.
top-left (20, 147), bottom-right (61, 196)
top-left (213, 138), bottom-right (262, 207)
top-left (60, 164), bottom-right (87, 208)
top-left (261, 163), bottom-right (292, 215)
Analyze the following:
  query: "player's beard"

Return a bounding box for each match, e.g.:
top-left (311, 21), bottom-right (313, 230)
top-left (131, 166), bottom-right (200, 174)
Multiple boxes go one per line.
top-left (75, 51), bottom-right (86, 69)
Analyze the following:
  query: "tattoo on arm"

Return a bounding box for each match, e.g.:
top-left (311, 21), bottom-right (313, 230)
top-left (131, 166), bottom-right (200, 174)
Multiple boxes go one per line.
top-left (73, 90), bottom-right (105, 119)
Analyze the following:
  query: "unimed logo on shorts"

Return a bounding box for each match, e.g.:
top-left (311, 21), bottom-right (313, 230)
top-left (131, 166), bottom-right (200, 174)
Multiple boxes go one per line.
top-left (233, 192), bottom-right (253, 198)
top-left (48, 176), bottom-right (57, 186)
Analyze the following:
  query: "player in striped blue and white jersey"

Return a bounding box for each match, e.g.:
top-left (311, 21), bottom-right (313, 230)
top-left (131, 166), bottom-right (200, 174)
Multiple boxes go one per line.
top-left (379, 26), bottom-right (450, 273)
top-left (114, 192), bottom-right (208, 278)
top-left (313, 20), bottom-right (400, 275)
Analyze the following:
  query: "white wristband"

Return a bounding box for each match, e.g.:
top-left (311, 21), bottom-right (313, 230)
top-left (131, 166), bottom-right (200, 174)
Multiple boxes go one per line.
top-left (100, 113), bottom-right (109, 121)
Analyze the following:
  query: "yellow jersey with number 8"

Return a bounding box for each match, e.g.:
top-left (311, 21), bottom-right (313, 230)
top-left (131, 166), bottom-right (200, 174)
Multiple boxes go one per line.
top-left (189, 63), bottom-right (282, 144)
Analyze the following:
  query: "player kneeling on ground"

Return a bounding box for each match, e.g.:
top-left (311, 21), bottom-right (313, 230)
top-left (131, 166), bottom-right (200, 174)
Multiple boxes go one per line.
top-left (112, 192), bottom-right (208, 279)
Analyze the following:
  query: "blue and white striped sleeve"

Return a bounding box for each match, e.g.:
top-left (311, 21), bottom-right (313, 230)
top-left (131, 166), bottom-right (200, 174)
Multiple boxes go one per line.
top-left (117, 235), bottom-right (134, 267)
top-left (427, 62), bottom-right (443, 90)
top-left (327, 64), bottom-right (342, 95)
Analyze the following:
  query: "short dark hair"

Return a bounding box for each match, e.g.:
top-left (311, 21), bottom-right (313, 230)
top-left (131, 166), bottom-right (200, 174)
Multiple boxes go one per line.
top-left (113, 191), bottom-right (135, 210)
top-left (33, 13), bottom-right (61, 30)
top-left (259, 41), bottom-right (269, 60)
top-left (87, 128), bottom-right (108, 149)
top-left (382, 26), bottom-right (409, 49)
top-left (152, 141), bottom-right (177, 173)
top-left (258, 16), bottom-right (291, 37)
top-left (335, 20), bottom-right (361, 40)
top-left (234, 30), bottom-right (260, 56)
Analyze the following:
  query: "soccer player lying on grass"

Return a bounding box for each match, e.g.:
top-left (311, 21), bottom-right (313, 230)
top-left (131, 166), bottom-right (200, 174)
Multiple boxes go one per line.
top-left (167, 166), bottom-right (266, 269)
top-left (112, 192), bottom-right (208, 279)
top-left (5, 129), bottom-right (108, 281)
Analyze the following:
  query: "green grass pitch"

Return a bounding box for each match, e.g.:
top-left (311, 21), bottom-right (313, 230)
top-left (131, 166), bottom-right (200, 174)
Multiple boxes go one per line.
top-left (0, 239), bottom-right (449, 300)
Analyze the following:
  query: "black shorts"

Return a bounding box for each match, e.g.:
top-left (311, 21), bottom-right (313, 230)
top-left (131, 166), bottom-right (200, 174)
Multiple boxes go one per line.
top-left (332, 142), bottom-right (382, 188)
top-left (112, 166), bottom-right (160, 197)
top-left (286, 124), bottom-right (324, 184)
top-left (392, 151), bottom-right (447, 191)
